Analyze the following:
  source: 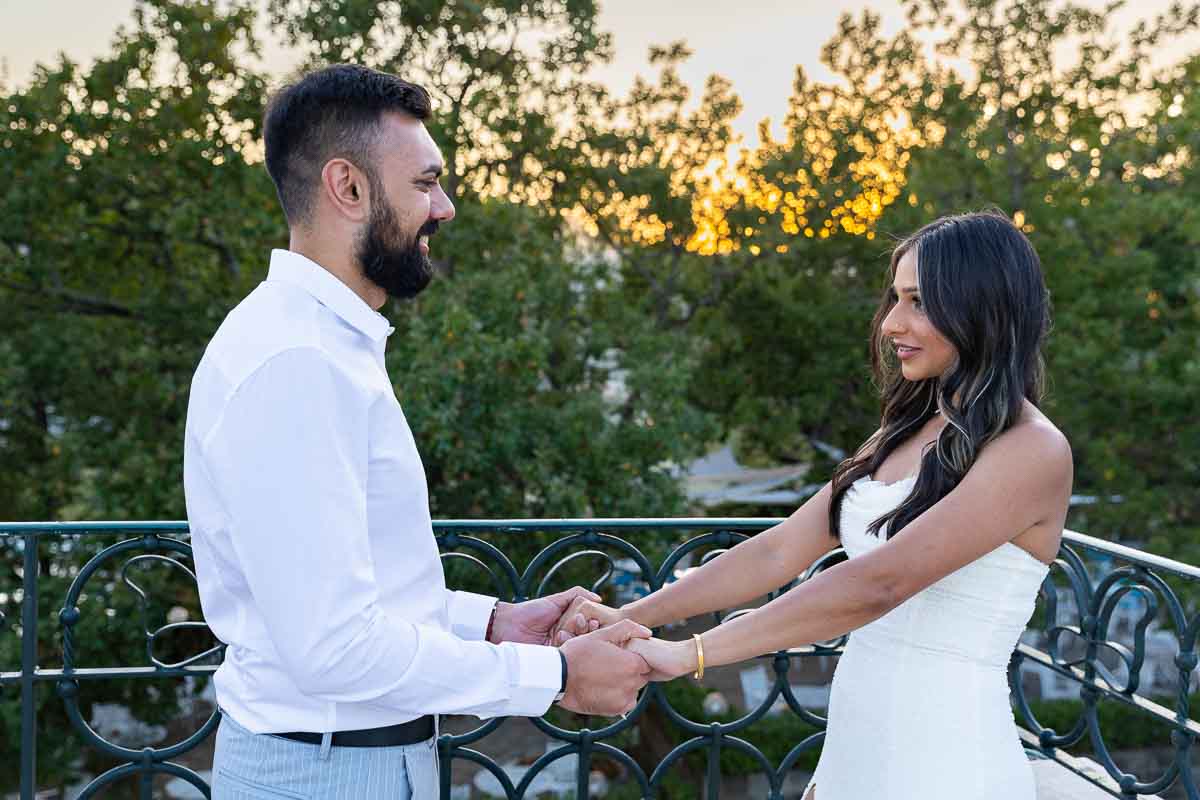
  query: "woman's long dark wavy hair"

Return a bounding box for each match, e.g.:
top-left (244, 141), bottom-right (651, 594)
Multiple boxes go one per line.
top-left (828, 210), bottom-right (1052, 540)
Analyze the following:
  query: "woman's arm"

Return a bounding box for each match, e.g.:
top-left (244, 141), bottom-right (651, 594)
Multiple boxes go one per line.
top-left (628, 421), bottom-right (1073, 676)
top-left (622, 482), bottom-right (840, 628)
top-left (548, 482), bottom-right (841, 641)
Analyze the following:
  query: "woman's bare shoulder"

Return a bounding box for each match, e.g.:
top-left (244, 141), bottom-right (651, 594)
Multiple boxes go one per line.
top-left (987, 402), bottom-right (1073, 484)
top-left (1016, 401), bottom-right (1069, 447)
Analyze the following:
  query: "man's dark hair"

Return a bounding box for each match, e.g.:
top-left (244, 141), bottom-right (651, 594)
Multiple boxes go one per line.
top-left (263, 64), bottom-right (431, 226)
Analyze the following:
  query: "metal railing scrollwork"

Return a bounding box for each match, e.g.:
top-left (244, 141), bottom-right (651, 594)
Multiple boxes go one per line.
top-left (2, 520), bottom-right (1198, 799)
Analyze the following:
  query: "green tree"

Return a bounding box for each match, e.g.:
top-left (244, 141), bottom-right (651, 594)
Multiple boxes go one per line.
top-left (670, 0), bottom-right (1200, 540)
top-left (687, 10), bottom-right (929, 472)
top-left (0, 0), bottom-right (714, 791)
top-left (892, 0), bottom-right (1200, 551)
top-left (0, 0), bottom-right (272, 520)
top-left (1, 1), bottom-right (271, 789)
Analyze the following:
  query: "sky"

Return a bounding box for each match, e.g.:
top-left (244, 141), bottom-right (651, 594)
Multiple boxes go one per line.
top-left (1, 0), bottom-right (1195, 145)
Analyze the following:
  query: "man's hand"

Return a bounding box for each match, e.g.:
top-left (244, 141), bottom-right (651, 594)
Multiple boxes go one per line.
top-left (547, 596), bottom-right (625, 645)
top-left (488, 586), bottom-right (601, 646)
top-left (625, 637), bottom-right (696, 682)
top-left (558, 619), bottom-right (654, 715)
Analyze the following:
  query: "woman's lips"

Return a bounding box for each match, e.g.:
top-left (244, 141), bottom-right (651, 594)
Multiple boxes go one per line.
top-left (896, 344), bottom-right (921, 360)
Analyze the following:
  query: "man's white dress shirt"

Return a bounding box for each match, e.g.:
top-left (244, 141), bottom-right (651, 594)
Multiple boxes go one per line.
top-left (184, 249), bottom-right (562, 734)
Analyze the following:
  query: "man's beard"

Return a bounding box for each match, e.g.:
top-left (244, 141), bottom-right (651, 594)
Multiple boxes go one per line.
top-left (357, 191), bottom-right (439, 300)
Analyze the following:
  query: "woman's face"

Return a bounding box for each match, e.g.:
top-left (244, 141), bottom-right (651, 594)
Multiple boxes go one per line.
top-left (881, 248), bottom-right (958, 381)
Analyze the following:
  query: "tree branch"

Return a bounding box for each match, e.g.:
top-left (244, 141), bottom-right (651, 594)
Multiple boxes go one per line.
top-left (0, 277), bottom-right (142, 319)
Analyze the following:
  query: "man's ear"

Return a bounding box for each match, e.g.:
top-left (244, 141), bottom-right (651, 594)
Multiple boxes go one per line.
top-left (320, 158), bottom-right (370, 223)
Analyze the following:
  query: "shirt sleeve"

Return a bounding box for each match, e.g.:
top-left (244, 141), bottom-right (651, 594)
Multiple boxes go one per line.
top-left (203, 347), bottom-right (561, 718)
top-left (446, 590), bottom-right (498, 641)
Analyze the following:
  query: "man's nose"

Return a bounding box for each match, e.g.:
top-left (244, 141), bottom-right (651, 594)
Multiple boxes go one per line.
top-left (432, 186), bottom-right (455, 223)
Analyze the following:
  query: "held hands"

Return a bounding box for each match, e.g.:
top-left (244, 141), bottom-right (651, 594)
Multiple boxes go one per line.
top-left (491, 588), bottom-right (691, 715)
top-left (490, 588), bottom-right (653, 715)
top-left (546, 595), bottom-right (697, 683)
top-left (547, 595), bottom-right (625, 645)
top-left (558, 619), bottom-right (654, 715)
top-left (488, 586), bottom-right (602, 646)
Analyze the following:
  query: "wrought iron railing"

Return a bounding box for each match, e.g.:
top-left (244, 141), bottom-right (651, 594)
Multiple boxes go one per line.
top-left (1, 520), bottom-right (1197, 799)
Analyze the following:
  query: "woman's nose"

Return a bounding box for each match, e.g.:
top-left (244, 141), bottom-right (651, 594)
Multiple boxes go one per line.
top-left (881, 304), bottom-right (905, 336)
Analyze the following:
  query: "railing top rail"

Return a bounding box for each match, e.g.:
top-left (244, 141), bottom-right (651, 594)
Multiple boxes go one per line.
top-left (0, 521), bottom-right (191, 533)
top-left (1061, 529), bottom-right (1200, 581)
top-left (3, 520), bottom-right (1198, 581)
top-left (0, 518), bottom-right (785, 535)
top-left (434, 517), bottom-right (784, 530)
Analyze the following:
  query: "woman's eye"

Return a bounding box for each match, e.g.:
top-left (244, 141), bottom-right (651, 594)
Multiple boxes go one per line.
top-left (912, 296), bottom-right (923, 310)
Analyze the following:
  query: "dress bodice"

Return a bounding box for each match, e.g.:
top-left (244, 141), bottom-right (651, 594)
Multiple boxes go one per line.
top-left (839, 475), bottom-right (1050, 668)
top-left (806, 475), bottom-right (1051, 800)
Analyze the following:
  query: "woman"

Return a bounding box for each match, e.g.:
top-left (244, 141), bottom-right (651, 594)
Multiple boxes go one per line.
top-left (557, 210), bottom-right (1071, 799)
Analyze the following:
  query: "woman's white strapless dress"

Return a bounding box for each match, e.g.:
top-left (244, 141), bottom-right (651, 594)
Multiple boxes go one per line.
top-left (804, 475), bottom-right (1050, 800)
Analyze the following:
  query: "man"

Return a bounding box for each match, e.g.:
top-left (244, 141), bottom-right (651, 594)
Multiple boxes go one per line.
top-left (183, 64), bottom-right (651, 798)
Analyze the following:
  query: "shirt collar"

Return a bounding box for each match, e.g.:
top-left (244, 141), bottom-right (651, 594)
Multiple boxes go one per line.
top-left (266, 249), bottom-right (392, 342)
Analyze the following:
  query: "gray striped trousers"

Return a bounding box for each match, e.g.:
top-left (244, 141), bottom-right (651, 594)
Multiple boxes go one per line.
top-left (211, 711), bottom-right (439, 799)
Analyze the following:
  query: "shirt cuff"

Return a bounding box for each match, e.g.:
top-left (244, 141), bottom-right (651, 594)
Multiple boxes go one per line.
top-left (447, 590), bottom-right (498, 641)
top-left (503, 642), bottom-right (564, 717)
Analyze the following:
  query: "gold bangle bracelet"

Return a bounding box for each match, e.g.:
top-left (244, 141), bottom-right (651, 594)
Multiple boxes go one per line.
top-left (692, 633), bottom-right (705, 680)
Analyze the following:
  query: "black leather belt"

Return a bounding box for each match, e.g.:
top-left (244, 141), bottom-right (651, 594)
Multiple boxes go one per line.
top-left (273, 714), bottom-right (434, 748)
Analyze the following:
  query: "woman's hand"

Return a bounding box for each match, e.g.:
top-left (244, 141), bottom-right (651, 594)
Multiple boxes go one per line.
top-left (624, 637), bottom-right (696, 682)
top-left (549, 596), bottom-right (626, 644)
